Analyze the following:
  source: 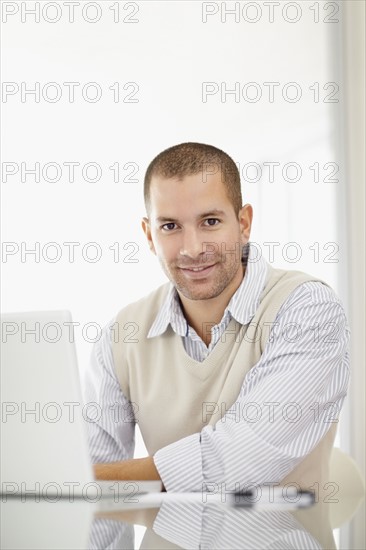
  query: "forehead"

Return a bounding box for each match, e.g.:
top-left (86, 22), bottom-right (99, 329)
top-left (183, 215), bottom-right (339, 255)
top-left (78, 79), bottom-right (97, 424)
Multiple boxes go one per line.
top-left (149, 172), bottom-right (232, 216)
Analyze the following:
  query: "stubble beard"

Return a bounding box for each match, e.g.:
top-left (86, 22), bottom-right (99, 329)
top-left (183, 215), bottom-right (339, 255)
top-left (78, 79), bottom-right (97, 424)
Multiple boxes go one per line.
top-left (160, 253), bottom-right (243, 301)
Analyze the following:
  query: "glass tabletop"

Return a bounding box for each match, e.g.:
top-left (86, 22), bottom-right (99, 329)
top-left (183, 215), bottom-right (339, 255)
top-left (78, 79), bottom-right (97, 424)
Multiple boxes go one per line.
top-left (1, 491), bottom-right (364, 549)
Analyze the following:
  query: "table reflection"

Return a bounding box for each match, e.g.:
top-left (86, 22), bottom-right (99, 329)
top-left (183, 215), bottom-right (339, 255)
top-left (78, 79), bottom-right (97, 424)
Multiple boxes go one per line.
top-left (1, 492), bottom-right (363, 549)
top-left (91, 499), bottom-right (337, 550)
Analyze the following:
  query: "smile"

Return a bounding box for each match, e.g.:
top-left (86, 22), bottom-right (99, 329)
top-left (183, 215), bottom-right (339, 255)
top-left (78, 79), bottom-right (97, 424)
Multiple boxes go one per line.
top-left (179, 264), bottom-right (216, 278)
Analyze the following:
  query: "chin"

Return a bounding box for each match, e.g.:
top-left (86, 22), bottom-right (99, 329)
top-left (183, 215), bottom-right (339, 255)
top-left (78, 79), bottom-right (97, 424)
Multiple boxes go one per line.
top-left (176, 284), bottom-right (224, 302)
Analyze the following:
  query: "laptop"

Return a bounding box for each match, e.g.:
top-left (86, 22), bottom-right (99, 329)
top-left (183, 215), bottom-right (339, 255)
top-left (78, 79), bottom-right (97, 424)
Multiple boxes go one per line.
top-left (0, 310), bottom-right (162, 499)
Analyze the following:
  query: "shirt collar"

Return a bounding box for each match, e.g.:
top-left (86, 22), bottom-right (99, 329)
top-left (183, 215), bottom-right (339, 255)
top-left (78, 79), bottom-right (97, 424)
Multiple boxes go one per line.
top-left (147, 242), bottom-right (268, 338)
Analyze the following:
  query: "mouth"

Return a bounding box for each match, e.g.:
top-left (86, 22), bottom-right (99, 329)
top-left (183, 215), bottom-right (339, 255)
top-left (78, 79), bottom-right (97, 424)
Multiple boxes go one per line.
top-left (178, 263), bottom-right (216, 279)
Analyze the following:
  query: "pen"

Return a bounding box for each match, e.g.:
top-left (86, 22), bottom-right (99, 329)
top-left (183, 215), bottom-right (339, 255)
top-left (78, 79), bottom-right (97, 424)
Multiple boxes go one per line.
top-left (229, 488), bottom-right (315, 508)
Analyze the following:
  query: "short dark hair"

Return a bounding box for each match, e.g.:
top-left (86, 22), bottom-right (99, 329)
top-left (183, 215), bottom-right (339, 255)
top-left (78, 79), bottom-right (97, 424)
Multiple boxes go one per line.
top-left (144, 142), bottom-right (242, 216)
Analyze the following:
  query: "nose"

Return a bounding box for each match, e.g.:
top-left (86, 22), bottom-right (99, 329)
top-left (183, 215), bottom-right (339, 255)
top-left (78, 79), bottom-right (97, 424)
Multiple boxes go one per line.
top-left (179, 228), bottom-right (204, 259)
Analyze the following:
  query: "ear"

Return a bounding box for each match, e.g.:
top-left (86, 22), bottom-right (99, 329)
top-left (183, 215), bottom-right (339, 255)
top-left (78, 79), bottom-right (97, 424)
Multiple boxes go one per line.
top-left (238, 204), bottom-right (253, 245)
top-left (141, 217), bottom-right (156, 255)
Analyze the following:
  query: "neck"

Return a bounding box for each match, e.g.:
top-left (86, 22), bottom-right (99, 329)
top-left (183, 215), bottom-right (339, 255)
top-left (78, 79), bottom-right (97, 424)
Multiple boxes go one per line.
top-left (178, 265), bottom-right (245, 346)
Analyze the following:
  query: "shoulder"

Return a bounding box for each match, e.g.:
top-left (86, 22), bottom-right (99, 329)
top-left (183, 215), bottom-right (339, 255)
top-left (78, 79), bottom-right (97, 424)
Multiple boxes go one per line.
top-left (273, 280), bottom-right (350, 348)
top-left (279, 280), bottom-right (346, 314)
top-left (264, 264), bottom-right (346, 316)
top-left (259, 266), bottom-right (350, 341)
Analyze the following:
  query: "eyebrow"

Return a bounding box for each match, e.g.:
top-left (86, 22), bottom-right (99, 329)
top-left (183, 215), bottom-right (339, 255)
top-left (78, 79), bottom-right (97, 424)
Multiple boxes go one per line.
top-left (155, 210), bottom-right (227, 223)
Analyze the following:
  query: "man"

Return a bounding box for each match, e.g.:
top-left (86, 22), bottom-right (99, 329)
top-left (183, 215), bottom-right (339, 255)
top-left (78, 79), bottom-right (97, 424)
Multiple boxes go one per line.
top-left (87, 142), bottom-right (349, 492)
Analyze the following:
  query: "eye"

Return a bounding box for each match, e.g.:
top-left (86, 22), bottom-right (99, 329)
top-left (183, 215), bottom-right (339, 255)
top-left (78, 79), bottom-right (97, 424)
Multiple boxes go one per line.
top-left (204, 218), bottom-right (220, 226)
top-left (161, 222), bottom-right (177, 231)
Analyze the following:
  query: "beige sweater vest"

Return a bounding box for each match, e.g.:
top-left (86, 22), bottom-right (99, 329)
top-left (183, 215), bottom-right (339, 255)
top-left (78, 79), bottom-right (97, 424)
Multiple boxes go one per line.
top-left (112, 265), bottom-right (336, 489)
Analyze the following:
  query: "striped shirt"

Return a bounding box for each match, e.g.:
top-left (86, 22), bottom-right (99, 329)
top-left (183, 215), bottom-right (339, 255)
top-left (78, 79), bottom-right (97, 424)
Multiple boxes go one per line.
top-left (84, 243), bottom-right (350, 492)
top-left (152, 502), bottom-right (323, 550)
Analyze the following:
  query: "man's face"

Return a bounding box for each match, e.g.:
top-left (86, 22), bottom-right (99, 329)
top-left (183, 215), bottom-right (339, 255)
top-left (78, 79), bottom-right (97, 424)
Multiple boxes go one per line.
top-left (142, 172), bottom-right (252, 301)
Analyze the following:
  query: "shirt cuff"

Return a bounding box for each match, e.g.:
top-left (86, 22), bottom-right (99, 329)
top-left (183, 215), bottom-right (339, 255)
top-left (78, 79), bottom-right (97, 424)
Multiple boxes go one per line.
top-left (153, 433), bottom-right (203, 492)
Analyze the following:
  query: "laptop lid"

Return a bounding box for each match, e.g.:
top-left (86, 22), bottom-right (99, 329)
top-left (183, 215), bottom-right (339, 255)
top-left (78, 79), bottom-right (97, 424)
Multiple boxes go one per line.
top-left (0, 310), bottom-right (94, 496)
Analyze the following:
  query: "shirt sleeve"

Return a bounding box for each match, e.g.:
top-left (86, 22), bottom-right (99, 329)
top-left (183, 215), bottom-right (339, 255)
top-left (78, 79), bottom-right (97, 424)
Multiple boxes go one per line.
top-left (83, 317), bottom-right (135, 463)
top-left (152, 502), bottom-right (323, 550)
top-left (153, 282), bottom-right (350, 492)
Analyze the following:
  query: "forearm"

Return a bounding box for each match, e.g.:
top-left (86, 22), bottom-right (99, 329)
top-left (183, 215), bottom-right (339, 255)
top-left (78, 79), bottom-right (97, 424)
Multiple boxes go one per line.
top-left (94, 456), bottom-right (162, 483)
